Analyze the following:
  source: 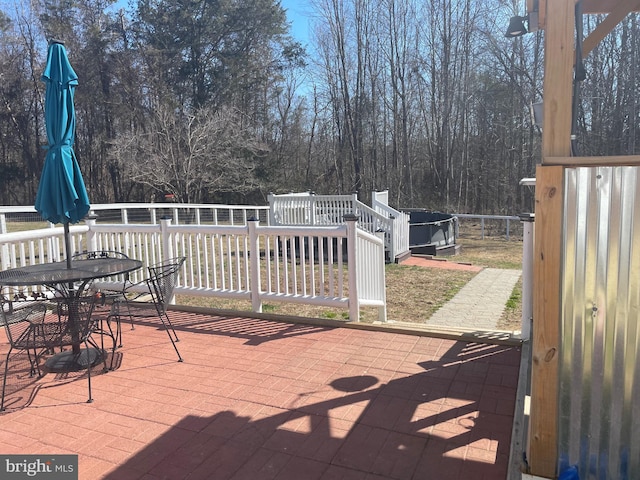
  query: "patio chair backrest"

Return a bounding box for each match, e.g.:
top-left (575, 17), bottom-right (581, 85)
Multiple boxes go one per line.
top-left (1, 295), bottom-right (51, 411)
top-left (0, 299), bottom-right (48, 348)
top-left (70, 297), bottom-right (102, 342)
top-left (72, 251), bottom-right (132, 293)
top-left (146, 257), bottom-right (186, 315)
top-left (72, 250), bottom-right (130, 261)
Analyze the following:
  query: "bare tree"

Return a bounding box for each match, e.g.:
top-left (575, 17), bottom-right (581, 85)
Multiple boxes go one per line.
top-left (0, 2), bottom-right (46, 205)
top-left (110, 106), bottom-right (266, 203)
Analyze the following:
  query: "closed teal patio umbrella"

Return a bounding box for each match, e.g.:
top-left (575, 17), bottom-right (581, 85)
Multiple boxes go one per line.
top-left (35, 40), bottom-right (90, 267)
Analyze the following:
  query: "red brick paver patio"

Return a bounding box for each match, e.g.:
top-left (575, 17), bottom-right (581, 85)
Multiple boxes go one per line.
top-left (0, 310), bottom-right (520, 479)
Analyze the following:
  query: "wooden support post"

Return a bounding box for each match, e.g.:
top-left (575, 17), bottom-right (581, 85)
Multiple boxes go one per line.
top-left (529, 0), bottom-right (575, 476)
top-left (529, 165), bottom-right (563, 478)
top-left (541, 0), bottom-right (574, 162)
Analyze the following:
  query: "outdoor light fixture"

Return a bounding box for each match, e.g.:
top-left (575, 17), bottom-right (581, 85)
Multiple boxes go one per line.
top-left (505, 15), bottom-right (529, 37)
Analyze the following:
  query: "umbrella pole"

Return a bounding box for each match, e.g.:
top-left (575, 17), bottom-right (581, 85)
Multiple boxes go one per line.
top-left (63, 222), bottom-right (81, 353)
top-left (64, 223), bottom-right (72, 269)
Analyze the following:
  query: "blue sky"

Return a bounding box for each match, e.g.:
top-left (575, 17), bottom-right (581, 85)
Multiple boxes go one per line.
top-left (0, 0), bottom-right (312, 55)
top-left (280, 0), bottom-right (312, 47)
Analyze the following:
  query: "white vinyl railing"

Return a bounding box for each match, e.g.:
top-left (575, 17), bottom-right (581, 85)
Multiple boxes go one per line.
top-left (0, 224), bottom-right (90, 298)
top-left (0, 224), bottom-right (88, 269)
top-left (0, 203), bottom-right (270, 231)
top-left (268, 191), bottom-right (410, 261)
top-left (268, 192), bottom-right (358, 225)
top-left (0, 215), bottom-right (387, 322)
top-left (371, 191), bottom-right (410, 260)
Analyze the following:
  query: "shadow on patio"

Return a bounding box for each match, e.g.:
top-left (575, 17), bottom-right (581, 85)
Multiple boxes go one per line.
top-left (0, 310), bottom-right (520, 480)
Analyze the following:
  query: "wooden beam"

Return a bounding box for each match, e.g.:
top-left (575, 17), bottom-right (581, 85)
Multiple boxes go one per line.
top-left (541, 0), bottom-right (574, 160)
top-left (531, 0), bottom-right (640, 32)
top-left (545, 154), bottom-right (640, 166)
top-left (582, 0), bottom-right (640, 57)
top-left (529, 165), bottom-right (563, 478)
top-left (582, 0), bottom-right (640, 14)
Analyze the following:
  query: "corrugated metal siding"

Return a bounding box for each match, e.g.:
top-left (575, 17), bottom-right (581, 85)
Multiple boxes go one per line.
top-left (559, 166), bottom-right (640, 480)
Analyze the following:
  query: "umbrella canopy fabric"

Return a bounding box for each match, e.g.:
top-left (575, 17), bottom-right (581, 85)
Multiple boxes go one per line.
top-left (35, 41), bottom-right (90, 225)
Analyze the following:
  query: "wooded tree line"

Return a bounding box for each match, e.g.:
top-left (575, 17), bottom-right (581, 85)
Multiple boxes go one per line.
top-left (0, 0), bottom-right (638, 214)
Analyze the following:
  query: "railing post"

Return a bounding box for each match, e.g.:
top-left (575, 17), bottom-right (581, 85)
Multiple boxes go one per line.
top-left (248, 218), bottom-right (262, 313)
top-left (389, 214), bottom-right (396, 260)
top-left (519, 213), bottom-right (534, 341)
top-left (122, 208), bottom-right (129, 224)
top-left (150, 207), bottom-right (157, 225)
top-left (0, 228), bottom-right (9, 269)
top-left (160, 217), bottom-right (173, 261)
top-left (267, 193), bottom-right (275, 225)
top-left (506, 218), bottom-right (510, 240)
top-left (0, 214), bottom-right (6, 234)
top-left (376, 228), bottom-right (387, 265)
top-left (344, 213), bottom-right (360, 322)
top-left (310, 193), bottom-right (317, 225)
top-left (375, 229), bottom-right (388, 323)
top-left (86, 215), bottom-right (99, 252)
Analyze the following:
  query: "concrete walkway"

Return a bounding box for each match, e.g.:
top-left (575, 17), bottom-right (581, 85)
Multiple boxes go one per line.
top-left (427, 268), bottom-right (522, 330)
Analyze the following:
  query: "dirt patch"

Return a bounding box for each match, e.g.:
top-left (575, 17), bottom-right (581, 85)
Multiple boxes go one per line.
top-left (400, 256), bottom-right (483, 272)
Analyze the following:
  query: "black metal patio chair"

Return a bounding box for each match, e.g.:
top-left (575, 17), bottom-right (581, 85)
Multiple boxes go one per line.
top-left (108, 257), bottom-right (186, 362)
top-left (72, 251), bottom-right (133, 300)
top-left (39, 295), bottom-right (110, 404)
top-left (71, 250), bottom-right (134, 348)
top-left (1, 299), bottom-right (50, 411)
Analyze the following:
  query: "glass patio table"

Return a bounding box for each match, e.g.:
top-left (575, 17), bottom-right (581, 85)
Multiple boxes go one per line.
top-left (0, 257), bottom-right (142, 372)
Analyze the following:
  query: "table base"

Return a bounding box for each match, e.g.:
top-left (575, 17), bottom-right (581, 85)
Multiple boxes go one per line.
top-left (45, 348), bottom-right (104, 373)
